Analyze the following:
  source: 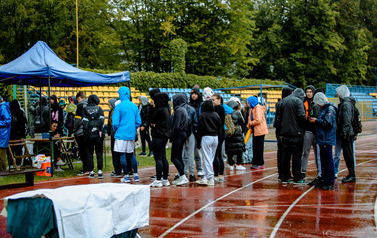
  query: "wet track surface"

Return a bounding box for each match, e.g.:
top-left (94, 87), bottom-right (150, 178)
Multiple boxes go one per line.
top-left (1, 121), bottom-right (377, 237)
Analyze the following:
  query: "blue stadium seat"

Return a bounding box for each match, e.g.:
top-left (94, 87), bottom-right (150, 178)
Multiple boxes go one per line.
top-left (160, 88), bottom-right (167, 93)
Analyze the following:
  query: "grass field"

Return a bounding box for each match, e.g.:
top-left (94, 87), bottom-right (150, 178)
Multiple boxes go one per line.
top-left (0, 146), bottom-right (172, 186)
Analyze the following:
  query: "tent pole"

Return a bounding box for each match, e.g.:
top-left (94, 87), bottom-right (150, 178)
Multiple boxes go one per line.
top-left (48, 75), bottom-right (54, 177)
top-left (24, 85), bottom-right (28, 118)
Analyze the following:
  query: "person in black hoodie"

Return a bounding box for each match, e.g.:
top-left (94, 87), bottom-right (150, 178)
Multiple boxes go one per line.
top-left (149, 92), bottom-right (172, 187)
top-left (196, 100), bottom-right (221, 186)
top-left (170, 93), bottom-right (190, 186)
top-left (275, 88), bottom-right (306, 184)
top-left (189, 86), bottom-right (204, 176)
top-left (74, 91), bottom-right (88, 176)
top-left (50, 95), bottom-right (64, 134)
top-left (82, 94), bottom-right (105, 179)
top-left (138, 96), bottom-right (153, 157)
top-left (273, 87), bottom-right (293, 181)
top-left (9, 100), bottom-right (27, 164)
top-left (34, 97), bottom-right (50, 133)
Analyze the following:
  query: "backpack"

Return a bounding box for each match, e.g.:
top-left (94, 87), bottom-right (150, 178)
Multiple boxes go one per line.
top-left (352, 105), bottom-right (362, 135)
top-left (84, 106), bottom-right (103, 138)
top-left (225, 114), bottom-right (236, 137)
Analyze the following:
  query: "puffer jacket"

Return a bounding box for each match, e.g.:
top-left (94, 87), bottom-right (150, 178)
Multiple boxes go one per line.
top-left (248, 96), bottom-right (268, 137)
top-left (315, 103), bottom-right (337, 146)
top-left (275, 88), bottom-right (306, 137)
top-left (0, 102), bottom-right (12, 148)
top-left (171, 93), bottom-right (189, 138)
top-left (112, 87), bottom-right (141, 140)
top-left (225, 100), bottom-right (245, 154)
top-left (336, 97), bottom-right (356, 138)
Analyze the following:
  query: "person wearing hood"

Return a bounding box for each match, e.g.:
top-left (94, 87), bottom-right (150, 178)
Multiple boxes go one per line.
top-left (170, 93), bottom-right (190, 186)
top-left (9, 100), bottom-right (28, 164)
top-left (74, 91), bottom-right (89, 176)
top-left (273, 87), bottom-right (293, 180)
top-left (225, 99), bottom-right (246, 171)
top-left (275, 88), bottom-right (306, 184)
top-left (50, 95), bottom-right (64, 134)
top-left (112, 87), bottom-right (142, 183)
top-left (309, 92), bottom-right (337, 190)
top-left (335, 85), bottom-right (357, 183)
top-left (196, 100), bottom-right (221, 186)
top-left (34, 97), bottom-right (50, 133)
top-left (149, 92), bottom-right (172, 187)
top-left (189, 86), bottom-right (204, 177)
top-left (138, 96), bottom-right (153, 157)
top-left (107, 98), bottom-right (122, 177)
top-left (248, 96), bottom-right (268, 169)
top-left (0, 95), bottom-right (12, 171)
top-left (300, 85), bottom-right (318, 179)
top-left (82, 94), bottom-right (105, 179)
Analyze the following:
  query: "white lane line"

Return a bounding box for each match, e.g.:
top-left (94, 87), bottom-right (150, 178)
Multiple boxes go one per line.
top-left (158, 173), bottom-right (278, 238)
top-left (375, 196), bottom-right (377, 229)
top-left (269, 157), bottom-right (377, 238)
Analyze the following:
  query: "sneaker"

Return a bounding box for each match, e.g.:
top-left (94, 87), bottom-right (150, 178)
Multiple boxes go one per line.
top-left (121, 176), bottom-right (131, 183)
top-left (315, 180), bottom-right (324, 188)
top-left (138, 152), bottom-right (146, 156)
top-left (150, 175), bottom-right (156, 180)
top-left (98, 172), bottom-right (104, 179)
top-left (293, 179), bottom-right (307, 185)
top-left (162, 179), bottom-right (170, 186)
top-left (322, 184), bottom-right (334, 190)
top-left (214, 177), bottom-right (219, 183)
top-left (77, 170), bottom-right (89, 176)
top-left (218, 176), bottom-right (225, 183)
top-left (197, 171), bottom-right (204, 177)
top-left (342, 175), bottom-right (356, 183)
top-left (150, 180), bottom-right (163, 187)
top-left (335, 173), bottom-right (338, 179)
top-left (189, 174), bottom-right (196, 182)
top-left (235, 164), bottom-right (246, 170)
top-left (207, 179), bottom-right (215, 186)
top-left (226, 164), bottom-right (234, 171)
top-left (148, 152), bottom-right (154, 157)
top-left (89, 171), bottom-right (95, 179)
top-left (251, 165), bottom-right (264, 170)
top-left (55, 167), bottom-right (64, 172)
top-left (176, 175), bottom-right (189, 186)
top-left (196, 178), bottom-right (208, 185)
top-left (56, 160), bottom-right (66, 166)
top-left (308, 177), bottom-right (320, 186)
top-left (134, 174), bottom-right (140, 182)
top-left (111, 173), bottom-right (122, 178)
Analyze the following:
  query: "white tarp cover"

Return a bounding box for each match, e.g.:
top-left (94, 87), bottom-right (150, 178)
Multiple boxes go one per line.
top-left (4, 183), bottom-right (150, 238)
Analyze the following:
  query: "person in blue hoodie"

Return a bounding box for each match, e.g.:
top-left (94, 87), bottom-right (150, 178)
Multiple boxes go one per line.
top-left (112, 87), bottom-right (142, 183)
top-left (309, 92), bottom-right (337, 190)
top-left (0, 95), bottom-right (12, 171)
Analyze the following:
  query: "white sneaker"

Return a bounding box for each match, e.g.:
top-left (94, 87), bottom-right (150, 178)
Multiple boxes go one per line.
top-left (218, 176), bottom-right (225, 182)
top-left (120, 176), bottom-right (131, 183)
top-left (55, 167), bottom-right (64, 172)
top-left (162, 179), bottom-right (170, 186)
top-left (176, 175), bottom-right (189, 186)
top-left (214, 177), bottom-right (219, 183)
top-left (235, 164), bottom-right (246, 170)
top-left (196, 178), bottom-right (208, 185)
top-left (226, 164), bottom-right (234, 171)
top-left (197, 171), bottom-right (204, 177)
top-left (56, 160), bottom-right (65, 166)
top-left (150, 180), bottom-right (163, 187)
top-left (207, 179), bottom-right (215, 186)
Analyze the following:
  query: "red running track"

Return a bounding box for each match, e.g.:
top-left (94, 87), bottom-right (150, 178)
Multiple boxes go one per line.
top-left (1, 121), bottom-right (377, 237)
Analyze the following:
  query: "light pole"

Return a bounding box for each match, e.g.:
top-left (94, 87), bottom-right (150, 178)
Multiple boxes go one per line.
top-left (270, 65), bottom-right (274, 79)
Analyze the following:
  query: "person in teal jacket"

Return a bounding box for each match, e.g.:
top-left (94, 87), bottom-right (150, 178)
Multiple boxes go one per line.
top-left (112, 87), bottom-right (142, 183)
top-left (0, 95), bottom-right (12, 171)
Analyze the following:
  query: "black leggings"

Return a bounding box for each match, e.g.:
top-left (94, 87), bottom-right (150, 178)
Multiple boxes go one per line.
top-left (140, 128), bottom-right (152, 153)
top-left (213, 138), bottom-right (224, 176)
top-left (227, 152), bottom-right (242, 166)
top-left (86, 136), bottom-right (103, 171)
top-left (152, 137), bottom-right (169, 180)
top-left (171, 132), bottom-right (187, 176)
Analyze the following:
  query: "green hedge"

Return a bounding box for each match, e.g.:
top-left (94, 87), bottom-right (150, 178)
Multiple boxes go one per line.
top-left (84, 69), bottom-right (285, 92)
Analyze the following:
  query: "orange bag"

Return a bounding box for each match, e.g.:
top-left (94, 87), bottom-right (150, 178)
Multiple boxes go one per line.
top-left (36, 162), bottom-right (52, 176)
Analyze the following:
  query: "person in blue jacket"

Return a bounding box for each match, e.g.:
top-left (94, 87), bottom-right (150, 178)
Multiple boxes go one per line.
top-left (0, 95), bottom-right (12, 171)
top-left (112, 87), bottom-right (142, 183)
top-left (309, 92), bottom-right (337, 190)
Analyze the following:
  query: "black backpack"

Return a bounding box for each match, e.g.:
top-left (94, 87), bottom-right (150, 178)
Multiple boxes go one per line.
top-left (352, 105), bottom-right (362, 135)
top-left (84, 106), bottom-right (103, 138)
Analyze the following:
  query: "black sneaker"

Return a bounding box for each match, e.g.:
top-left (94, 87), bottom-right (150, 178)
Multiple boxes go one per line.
top-left (77, 170), bottom-right (89, 176)
top-left (293, 179), bottom-right (307, 185)
top-left (308, 177), bottom-right (320, 186)
top-left (111, 173), bottom-right (122, 178)
top-left (315, 180), bottom-right (324, 188)
top-left (138, 152), bottom-right (147, 156)
top-left (88, 172), bottom-right (95, 179)
top-left (189, 174), bottom-right (196, 182)
top-left (342, 176), bottom-right (356, 183)
top-left (98, 173), bottom-right (104, 179)
top-left (174, 174), bottom-right (180, 181)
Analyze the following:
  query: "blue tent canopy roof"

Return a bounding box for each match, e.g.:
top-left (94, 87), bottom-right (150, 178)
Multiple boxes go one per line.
top-left (0, 41), bottom-right (130, 87)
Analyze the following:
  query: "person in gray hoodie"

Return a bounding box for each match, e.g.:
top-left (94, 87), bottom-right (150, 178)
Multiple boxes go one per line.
top-left (335, 85), bottom-right (357, 183)
top-left (275, 88), bottom-right (306, 184)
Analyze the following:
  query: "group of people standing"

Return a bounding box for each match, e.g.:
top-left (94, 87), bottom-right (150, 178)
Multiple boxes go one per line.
top-left (274, 85), bottom-right (360, 190)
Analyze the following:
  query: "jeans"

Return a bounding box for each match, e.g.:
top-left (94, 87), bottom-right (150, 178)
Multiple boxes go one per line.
top-left (319, 145), bottom-right (335, 185)
top-left (120, 152), bottom-right (138, 175)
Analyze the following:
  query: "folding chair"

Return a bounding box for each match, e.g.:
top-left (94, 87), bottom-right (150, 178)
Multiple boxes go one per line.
top-left (56, 138), bottom-right (75, 170)
top-left (8, 139), bottom-right (36, 171)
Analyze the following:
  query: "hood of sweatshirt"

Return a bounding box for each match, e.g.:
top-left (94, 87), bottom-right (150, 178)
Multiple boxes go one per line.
top-left (313, 92), bottom-right (329, 106)
top-left (336, 85), bottom-right (351, 99)
top-left (154, 93), bottom-right (170, 109)
top-left (282, 87), bottom-right (294, 99)
top-left (172, 93), bottom-right (187, 111)
top-left (247, 96), bottom-right (259, 109)
top-left (88, 94), bottom-right (100, 106)
top-left (149, 88), bottom-right (161, 101)
top-left (139, 96), bottom-right (149, 106)
top-left (201, 100), bottom-right (215, 112)
top-left (226, 100), bottom-right (239, 110)
top-left (108, 98), bottom-right (117, 109)
top-left (293, 88), bottom-right (306, 102)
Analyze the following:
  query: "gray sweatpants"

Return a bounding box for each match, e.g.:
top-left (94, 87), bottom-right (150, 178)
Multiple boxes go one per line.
top-left (183, 133), bottom-right (196, 175)
top-left (200, 135), bottom-right (218, 180)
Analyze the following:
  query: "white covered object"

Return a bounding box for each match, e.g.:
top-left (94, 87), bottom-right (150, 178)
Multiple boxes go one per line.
top-left (4, 183), bottom-right (150, 238)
